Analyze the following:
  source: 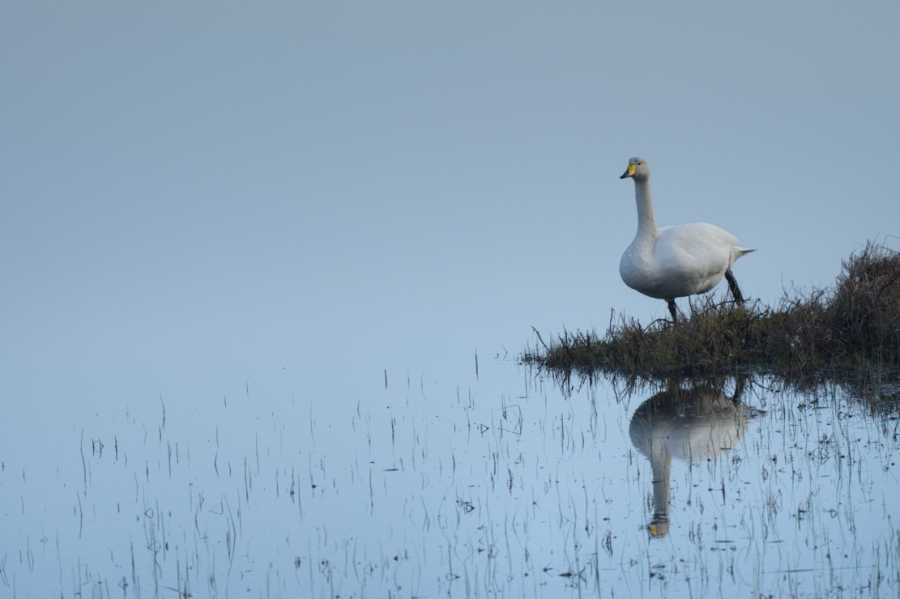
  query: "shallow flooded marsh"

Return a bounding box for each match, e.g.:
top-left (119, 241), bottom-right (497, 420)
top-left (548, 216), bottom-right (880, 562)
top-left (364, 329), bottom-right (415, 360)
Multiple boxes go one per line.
top-left (2, 363), bottom-right (899, 598)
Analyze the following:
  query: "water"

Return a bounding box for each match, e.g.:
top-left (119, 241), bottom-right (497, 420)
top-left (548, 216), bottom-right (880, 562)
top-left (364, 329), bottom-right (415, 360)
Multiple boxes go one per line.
top-left (4, 4), bottom-right (900, 597)
top-left (2, 359), bottom-right (898, 598)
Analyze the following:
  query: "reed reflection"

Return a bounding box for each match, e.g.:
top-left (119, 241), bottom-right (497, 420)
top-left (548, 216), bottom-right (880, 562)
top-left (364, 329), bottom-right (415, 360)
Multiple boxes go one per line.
top-left (628, 378), bottom-right (763, 538)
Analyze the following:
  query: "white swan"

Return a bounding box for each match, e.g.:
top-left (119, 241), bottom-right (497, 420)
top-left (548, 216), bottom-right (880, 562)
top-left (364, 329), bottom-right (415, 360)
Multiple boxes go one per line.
top-left (628, 381), bottom-right (763, 537)
top-left (619, 157), bottom-right (754, 321)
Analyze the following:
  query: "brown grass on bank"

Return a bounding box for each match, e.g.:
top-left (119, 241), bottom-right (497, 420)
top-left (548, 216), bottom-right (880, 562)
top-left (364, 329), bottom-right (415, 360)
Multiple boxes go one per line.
top-left (525, 241), bottom-right (900, 381)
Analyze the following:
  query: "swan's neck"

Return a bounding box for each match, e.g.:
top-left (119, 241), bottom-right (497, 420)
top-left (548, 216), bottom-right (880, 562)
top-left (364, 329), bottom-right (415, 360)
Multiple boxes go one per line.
top-left (634, 179), bottom-right (658, 241)
top-left (651, 450), bottom-right (671, 516)
top-left (649, 447), bottom-right (671, 537)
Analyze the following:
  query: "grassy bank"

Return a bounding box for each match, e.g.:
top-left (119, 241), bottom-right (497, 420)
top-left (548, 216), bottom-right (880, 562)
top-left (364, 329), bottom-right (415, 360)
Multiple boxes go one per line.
top-left (525, 241), bottom-right (900, 381)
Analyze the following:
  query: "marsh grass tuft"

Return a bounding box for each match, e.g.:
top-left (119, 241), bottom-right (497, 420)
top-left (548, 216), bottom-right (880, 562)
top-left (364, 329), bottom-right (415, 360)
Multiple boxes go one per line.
top-left (526, 241), bottom-right (900, 382)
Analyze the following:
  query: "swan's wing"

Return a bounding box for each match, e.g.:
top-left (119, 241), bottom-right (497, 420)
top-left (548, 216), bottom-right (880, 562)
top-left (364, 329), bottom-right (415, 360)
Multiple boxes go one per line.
top-left (657, 224), bottom-right (739, 264)
top-left (654, 223), bottom-right (740, 294)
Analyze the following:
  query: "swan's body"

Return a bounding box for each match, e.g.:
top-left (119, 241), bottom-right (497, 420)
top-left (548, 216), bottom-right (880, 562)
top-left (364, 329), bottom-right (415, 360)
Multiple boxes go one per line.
top-left (619, 157), bottom-right (754, 320)
top-left (628, 381), bottom-right (763, 537)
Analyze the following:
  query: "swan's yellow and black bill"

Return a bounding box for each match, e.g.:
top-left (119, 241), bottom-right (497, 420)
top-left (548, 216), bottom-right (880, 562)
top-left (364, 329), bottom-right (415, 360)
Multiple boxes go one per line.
top-left (620, 163), bottom-right (637, 179)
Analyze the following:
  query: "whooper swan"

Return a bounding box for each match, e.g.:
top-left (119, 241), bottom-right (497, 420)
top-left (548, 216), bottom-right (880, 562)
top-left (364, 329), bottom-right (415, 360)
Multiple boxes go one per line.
top-left (619, 157), bottom-right (754, 321)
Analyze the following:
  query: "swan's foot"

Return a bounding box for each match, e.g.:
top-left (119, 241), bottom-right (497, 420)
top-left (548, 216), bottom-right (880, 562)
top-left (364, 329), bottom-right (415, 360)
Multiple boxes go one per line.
top-left (725, 268), bottom-right (745, 304)
top-left (667, 300), bottom-right (679, 322)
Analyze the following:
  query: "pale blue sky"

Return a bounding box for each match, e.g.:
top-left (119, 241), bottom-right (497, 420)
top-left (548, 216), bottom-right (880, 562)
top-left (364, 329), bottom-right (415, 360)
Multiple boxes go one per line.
top-left (2, 1), bottom-right (899, 402)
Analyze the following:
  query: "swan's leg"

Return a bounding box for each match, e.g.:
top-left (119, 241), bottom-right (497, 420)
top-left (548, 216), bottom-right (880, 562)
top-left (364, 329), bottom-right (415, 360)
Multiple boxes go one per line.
top-left (724, 268), bottom-right (744, 304)
top-left (732, 372), bottom-right (746, 402)
top-left (667, 300), bottom-right (678, 322)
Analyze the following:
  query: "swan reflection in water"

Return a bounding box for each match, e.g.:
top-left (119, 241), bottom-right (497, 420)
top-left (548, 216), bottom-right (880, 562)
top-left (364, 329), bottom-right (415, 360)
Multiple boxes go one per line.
top-left (628, 379), bottom-right (764, 538)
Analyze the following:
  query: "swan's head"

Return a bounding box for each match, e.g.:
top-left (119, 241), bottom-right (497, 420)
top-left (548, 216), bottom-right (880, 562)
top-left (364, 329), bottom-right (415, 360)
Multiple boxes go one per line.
top-left (620, 157), bottom-right (649, 181)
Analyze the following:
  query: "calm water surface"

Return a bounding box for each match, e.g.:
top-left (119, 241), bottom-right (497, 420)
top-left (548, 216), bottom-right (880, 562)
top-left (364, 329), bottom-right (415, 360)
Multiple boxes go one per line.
top-left (1, 356), bottom-right (898, 598)
top-left (4, 3), bottom-right (900, 597)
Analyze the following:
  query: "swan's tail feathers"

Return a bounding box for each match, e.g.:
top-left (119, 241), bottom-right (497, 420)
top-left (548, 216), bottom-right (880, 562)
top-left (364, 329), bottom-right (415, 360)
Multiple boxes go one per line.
top-left (736, 247), bottom-right (756, 257)
top-left (724, 268), bottom-right (745, 304)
